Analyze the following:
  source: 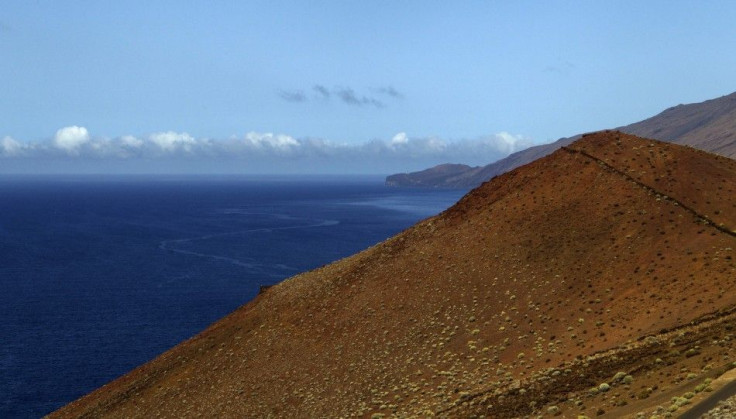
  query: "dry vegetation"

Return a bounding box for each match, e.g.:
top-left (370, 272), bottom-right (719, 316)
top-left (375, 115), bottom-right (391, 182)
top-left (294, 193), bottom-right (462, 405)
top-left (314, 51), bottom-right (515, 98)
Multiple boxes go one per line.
top-left (51, 131), bottom-right (736, 418)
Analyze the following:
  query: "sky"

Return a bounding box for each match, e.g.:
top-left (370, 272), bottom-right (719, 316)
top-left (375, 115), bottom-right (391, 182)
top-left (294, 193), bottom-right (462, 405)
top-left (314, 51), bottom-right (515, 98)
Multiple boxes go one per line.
top-left (2, 1), bottom-right (736, 174)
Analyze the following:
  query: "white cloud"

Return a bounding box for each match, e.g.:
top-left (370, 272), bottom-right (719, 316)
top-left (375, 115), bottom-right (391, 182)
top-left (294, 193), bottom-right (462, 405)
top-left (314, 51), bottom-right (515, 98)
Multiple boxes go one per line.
top-left (121, 135), bottom-right (144, 148)
top-left (149, 131), bottom-right (196, 152)
top-left (243, 132), bottom-right (299, 151)
top-left (0, 128), bottom-right (533, 173)
top-left (423, 137), bottom-right (447, 152)
top-left (493, 131), bottom-right (528, 154)
top-left (1, 136), bottom-right (25, 156)
top-left (54, 126), bottom-right (90, 153)
top-left (391, 132), bottom-right (408, 146)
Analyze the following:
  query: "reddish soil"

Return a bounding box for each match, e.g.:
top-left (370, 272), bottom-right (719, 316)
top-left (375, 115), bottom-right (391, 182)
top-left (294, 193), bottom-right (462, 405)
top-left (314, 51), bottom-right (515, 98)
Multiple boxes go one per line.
top-left (50, 131), bottom-right (736, 418)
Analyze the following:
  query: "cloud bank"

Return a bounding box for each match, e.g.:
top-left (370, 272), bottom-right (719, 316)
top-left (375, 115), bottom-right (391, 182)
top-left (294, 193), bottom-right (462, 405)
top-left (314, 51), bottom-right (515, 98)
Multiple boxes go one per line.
top-left (0, 126), bottom-right (532, 174)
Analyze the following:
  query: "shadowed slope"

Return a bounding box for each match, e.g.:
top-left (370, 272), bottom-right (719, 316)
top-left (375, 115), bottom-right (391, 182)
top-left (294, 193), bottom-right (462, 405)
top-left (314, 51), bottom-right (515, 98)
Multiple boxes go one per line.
top-left (52, 131), bottom-right (736, 418)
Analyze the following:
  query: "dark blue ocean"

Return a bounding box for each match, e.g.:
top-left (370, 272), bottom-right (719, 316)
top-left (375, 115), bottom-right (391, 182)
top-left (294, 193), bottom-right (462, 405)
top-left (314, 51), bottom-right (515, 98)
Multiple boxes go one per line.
top-left (0, 175), bottom-right (465, 418)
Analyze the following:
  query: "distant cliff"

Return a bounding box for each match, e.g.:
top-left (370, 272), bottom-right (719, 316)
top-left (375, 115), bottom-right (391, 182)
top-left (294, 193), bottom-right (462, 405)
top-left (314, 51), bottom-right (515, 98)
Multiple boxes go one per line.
top-left (387, 91), bottom-right (736, 188)
top-left (384, 163), bottom-right (475, 188)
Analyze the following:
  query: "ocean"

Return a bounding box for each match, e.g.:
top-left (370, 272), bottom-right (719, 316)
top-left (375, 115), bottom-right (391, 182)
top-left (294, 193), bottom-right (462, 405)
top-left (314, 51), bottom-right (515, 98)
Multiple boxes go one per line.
top-left (0, 175), bottom-right (466, 418)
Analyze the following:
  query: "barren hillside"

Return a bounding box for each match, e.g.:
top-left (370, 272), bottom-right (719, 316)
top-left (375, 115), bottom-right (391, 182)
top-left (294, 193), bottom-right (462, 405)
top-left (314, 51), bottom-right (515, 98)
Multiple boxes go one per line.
top-left (52, 131), bottom-right (736, 418)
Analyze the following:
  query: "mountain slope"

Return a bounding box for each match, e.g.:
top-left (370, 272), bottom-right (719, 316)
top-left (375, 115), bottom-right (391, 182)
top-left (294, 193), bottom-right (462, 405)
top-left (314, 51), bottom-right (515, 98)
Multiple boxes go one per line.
top-left (384, 163), bottom-right (476, 187)
top-left (623, 91), bottom-right (736, 156)
top-left (387, 91), bottom-right (736, 188)
top-left (52, 131), bottom-right (736, 418)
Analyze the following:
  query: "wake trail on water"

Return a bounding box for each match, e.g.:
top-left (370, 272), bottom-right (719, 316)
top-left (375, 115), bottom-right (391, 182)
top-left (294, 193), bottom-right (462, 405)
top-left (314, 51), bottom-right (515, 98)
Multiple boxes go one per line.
top-left (158, 217), bottom-right (340, 272)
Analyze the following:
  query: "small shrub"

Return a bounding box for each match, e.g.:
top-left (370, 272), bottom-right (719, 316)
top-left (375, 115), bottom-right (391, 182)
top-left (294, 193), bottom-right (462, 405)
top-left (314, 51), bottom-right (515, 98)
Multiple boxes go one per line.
top-left (685, 348), bottom-right (700, 358)
top-left (637, 388), bottom-right (652, 399)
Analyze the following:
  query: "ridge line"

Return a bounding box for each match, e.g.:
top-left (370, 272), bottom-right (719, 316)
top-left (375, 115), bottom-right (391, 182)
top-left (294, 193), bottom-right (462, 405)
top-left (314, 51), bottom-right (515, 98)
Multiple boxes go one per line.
top-left (561, 146), bottom-right (736, 238)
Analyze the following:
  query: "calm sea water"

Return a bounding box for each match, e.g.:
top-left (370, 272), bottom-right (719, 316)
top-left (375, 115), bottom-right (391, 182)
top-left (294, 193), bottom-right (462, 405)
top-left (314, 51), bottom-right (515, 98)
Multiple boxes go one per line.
top-left (0, 175), bottom-right (466, 418)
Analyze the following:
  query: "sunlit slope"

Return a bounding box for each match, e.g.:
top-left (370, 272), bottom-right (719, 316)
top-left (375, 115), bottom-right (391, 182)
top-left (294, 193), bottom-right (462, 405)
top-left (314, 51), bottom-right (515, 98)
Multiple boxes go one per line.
top-left (52, 131), bottom-right (736, 418)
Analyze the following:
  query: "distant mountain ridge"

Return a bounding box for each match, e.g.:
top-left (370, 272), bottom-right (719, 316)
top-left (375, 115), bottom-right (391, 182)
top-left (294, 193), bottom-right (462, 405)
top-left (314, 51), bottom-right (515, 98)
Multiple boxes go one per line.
top-left (383, 163), bottom-right (474, 187)
top-left (386, 91), bottom-right (736, 188)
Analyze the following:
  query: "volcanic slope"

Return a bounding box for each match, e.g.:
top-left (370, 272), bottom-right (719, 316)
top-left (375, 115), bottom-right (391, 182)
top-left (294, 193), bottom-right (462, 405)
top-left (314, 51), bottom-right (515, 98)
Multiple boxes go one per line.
top-left (53, 131), bottom-right (736, 418)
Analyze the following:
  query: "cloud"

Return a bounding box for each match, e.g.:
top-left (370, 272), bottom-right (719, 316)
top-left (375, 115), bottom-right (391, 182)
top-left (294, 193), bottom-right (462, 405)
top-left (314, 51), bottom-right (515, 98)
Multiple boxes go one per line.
top-left (243, 132), bottom-right (299, 152)
top-left (493, 131), bottom-right (527, 154)
top-left (544, 61), bottom-right (575, 76)
top-left (278, 90), bottom-right (307, 103)
top-left (0, 128), bottom-right (533, 173)
top-left (279, 84), bottom-right (395, 108)
top-left (334, 88), bottom-right (384, 108)
top-left (121, 135), bottom-right (144, 148)
top-left (391, 132), bottom-right (409, 145)
top-left (313, 85), bottom-right (330, 99)
top-left (373, 86), bottom-right (404, 99)
top-left (1, 136), bottom-right (25, 156)
top-left (54, 126), bottom-right (90, 154)
top-left (149, 131), bottom-right (196, 152)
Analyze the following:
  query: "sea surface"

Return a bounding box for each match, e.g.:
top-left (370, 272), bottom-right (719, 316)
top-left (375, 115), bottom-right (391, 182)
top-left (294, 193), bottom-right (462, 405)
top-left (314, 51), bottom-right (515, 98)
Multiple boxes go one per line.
top-left (0, 175), bottom-right (466, 418)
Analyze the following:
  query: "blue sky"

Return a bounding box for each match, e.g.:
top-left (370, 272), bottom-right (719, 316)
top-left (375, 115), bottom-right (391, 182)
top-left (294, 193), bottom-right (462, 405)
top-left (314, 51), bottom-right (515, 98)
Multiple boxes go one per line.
top-left (2, 1), bottom-right (735, 174)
